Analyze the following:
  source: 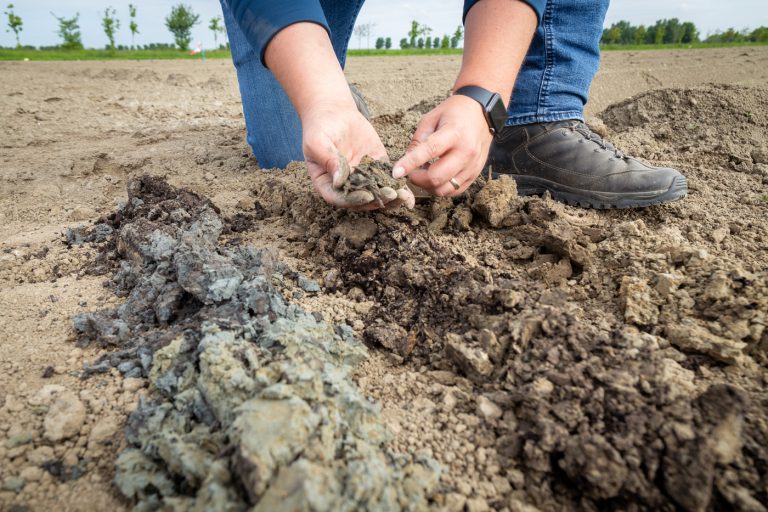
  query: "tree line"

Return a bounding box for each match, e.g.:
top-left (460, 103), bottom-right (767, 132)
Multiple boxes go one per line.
top-left (602, 18), bottom-right (768, 45)
top-left (2, 3), bottom-right (226, 51)
top-left (353, 20), bottom-right (464, 51)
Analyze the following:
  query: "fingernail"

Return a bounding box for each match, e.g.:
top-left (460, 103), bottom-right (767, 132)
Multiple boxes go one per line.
top-left (392, 165), bottom-right (405, 179)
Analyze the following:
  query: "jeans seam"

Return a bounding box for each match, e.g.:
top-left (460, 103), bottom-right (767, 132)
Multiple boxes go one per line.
top-left (338, 0), bottom-right (366, 67)
top-left (536, 0), bottom-right (556, 116)
top-left (505, 111), bottom-right (584, 126)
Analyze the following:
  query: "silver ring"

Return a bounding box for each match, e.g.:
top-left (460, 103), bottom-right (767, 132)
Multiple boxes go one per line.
top-left (449, 178), bottom-right (461, 190)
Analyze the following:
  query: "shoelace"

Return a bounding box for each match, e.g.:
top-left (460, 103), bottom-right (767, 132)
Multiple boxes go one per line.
top-left (568, 122), bottom-right (626, 159)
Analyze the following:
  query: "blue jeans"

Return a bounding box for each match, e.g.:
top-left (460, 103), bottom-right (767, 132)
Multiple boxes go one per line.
top-left (220, 0), bottom-right (609, 168)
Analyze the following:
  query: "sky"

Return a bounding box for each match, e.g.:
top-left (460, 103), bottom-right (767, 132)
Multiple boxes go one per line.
top-left (1, 0), bottom-right (766, 49)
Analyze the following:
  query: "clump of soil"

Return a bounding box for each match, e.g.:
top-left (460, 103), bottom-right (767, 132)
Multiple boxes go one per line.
top-left (72, 176), bottom-right (439, 510)
top-left (244, 86), bottom-right (768, 510)
top-left (340, 156), bottom-right (406, 207)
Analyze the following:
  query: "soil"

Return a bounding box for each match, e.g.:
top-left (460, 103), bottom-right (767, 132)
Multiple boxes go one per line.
top-left (1, 47), bottom-right (767, 512)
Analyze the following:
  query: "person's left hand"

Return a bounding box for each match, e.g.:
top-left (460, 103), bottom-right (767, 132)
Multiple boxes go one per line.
top-left (392, 94), bottom-right (494, 196)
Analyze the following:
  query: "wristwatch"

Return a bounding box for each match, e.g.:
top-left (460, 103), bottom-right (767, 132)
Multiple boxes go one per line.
top-left (454, 85), bottom-right (507, 136)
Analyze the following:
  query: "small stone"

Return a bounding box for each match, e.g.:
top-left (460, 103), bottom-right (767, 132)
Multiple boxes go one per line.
top-left (1, 476), bottom-right (25, 492)
top-left (5, 432), bottom-right (33, 449)
top-left (667, 321), bottom-right (747, 364)
top-left (711, 228), bottom-right (728, 244)
top-left (20, 466), bottom-right (43, 482)
top-left (619, 276), bottom-right (659, 327)
top-left (43, 390), bottom-right (86, 442)
top-left (444, 492), bottom-right (467, 512)
top-left (492, 475), bottom-right (512, 495)
top-left (203, 172), bottom-right (216, 181)
top-left (477, 396), bottom-right (503, 422)
top-left (88, 416), bottom-right (119, 451)
top-left (466, 497), bottom-right (490, 512)
top-left (297, 275), bottom-right (321, 293)
top-left (236, 197), bottom-right (254, 210)
top-left (122, 378), bottom-right (145, 393)
top-left (445, 333), bottom-right (494, 379)
top-left (27, 446), bottom-right (55, 465)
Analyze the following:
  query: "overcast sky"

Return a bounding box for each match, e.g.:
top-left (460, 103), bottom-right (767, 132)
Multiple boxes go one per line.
top-left (1, 0), bottom-right (766, 49)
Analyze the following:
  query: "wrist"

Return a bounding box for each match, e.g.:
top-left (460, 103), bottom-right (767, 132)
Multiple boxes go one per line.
top-left (299, 96), bottom-right (358, 124)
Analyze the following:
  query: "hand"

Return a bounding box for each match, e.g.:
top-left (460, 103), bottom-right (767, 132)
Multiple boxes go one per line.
top-left (392, 94), bottom-right (494, 197)
top-left (302, 102), bottom-right (415, 210)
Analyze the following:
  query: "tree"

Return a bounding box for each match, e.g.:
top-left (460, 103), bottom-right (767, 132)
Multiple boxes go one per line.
top-left (399, 37), bottom-right (409, 49)
top-left (634, 25), bottom-right (647, 45)
top-left (4, 4), bottom-right (22, 48)
top-left (385, 37), bottom-right (392, 49)
top-left (416, 37), bottom-right (424, 49)
top-left (375, 36), bottom-right (384, 49)
top-left (51, 12), bottom-right (83, 50)
top-left (441, 35), bottom-right (450, 48)
top-left (353, 22), bottom-right (374, 49)
top-left (128, 4), bottom-right (138, 47)
top-left (102, 7), bottom-right (120, 50)
top-left (165, 4), bottom-right (199, 51)
top-left (750, 26), bottom-right (768, 42)
top-left (663, 18), bottom-right (683, 44)
top-left (408, 20), bottom-right (419, 47)
top-left (681, 22), bottom-right (699, 43)
top-left (451, 25), bottom-right (464, 48)
top-left (433, 36), bottom-right (440, 48)
top-left (209, 16), bottom-right (224, 47)
top-left (425, 36), bottom-right (432, 49)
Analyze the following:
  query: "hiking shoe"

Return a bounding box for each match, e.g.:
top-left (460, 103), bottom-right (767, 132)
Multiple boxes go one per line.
top-left (486, 120), bottom-right (687, 209)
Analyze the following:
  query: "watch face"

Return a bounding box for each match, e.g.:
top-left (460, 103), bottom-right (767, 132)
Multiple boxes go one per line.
top-left (487, 93), bottom-right (507, 134)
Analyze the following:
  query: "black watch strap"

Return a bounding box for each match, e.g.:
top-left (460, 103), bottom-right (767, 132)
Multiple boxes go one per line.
top-left (454, 85), bottom-right (507, 136)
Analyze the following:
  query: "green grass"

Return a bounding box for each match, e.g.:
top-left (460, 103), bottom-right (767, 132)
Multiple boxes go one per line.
top-left (1, 42), bottom-right (766, 61)
top-left (0, 48), bottom-right (233, 61)
top-left (600, 41), bottom-right (768, 51)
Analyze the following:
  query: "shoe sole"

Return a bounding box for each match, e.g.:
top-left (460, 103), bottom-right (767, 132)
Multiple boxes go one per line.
top-left (489, 170), bottom-right (688, 209)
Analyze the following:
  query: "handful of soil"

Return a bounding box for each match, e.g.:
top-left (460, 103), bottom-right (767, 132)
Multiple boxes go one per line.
top-left (338, 156), bottom-right (406, 207)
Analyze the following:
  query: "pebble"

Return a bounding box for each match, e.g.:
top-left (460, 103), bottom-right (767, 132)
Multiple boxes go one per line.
top-left (711, 228), bottom-right (728, 244)
top-left (27, 446), bottom-right (55, 465)
top-left (476, 396), bottom-right (503, 422)
top-left (466, 497), bottom-right (490, 512)
top-left (123, 378), bottom-right (146, 393)
top-left (1, 476), bottom-right (25, 492)
top-left (43, 390), bottom-right (86, 442)
top-left (20, 466), bottom-right (43, 482)
top-left (297, 275), bottom-right (321, 293)
top-left (444, 492), bottom-right (467, 512)
top-left (5, 432), bottom-right (33, 449)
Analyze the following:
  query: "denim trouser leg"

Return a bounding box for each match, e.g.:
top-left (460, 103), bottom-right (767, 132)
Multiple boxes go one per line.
top-left (507, 0), bottom-right (610, 125)
top-left (219, 0), bottom-right (366, 169)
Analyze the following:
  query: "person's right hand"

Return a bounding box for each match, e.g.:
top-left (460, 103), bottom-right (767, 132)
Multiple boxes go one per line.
top-left (301, 101), bottom-right (415, 211)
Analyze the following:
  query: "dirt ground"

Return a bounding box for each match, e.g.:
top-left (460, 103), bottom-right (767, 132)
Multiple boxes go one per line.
top-left (1, 46), bottom-right (767, 511)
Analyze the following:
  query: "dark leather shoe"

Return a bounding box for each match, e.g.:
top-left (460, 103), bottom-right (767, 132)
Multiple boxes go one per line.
top-left (486, 120), bottom-right (687, 209)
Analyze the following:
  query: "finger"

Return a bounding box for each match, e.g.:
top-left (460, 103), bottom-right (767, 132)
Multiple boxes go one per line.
top-left (347, 190), bottom-right (376, 205)
top-left (408, 149), bottom-right (467, 193)
top-left (433, 167), bottom-right (477, 197)
top-left (405, 111), bottom-right (439, 154)
top-left (396, 187), bottom-right (416, 209)
top-left (393, 128), bottom-right (456, 179)
top-left (379, 187), bottom-right (398, 202)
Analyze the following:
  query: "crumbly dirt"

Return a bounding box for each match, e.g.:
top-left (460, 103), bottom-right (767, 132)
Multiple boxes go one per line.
top-left (1, 48), bottom-right (767, 512)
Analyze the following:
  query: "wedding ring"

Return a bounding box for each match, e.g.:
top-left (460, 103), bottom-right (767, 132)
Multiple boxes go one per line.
top-left (449, 178), bottom-right (461, 190)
